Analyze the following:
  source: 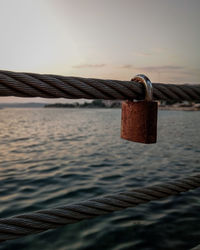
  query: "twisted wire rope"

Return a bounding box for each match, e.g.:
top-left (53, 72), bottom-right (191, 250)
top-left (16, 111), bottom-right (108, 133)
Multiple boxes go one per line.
top-left (1, 70), bottom-right (200, 242)
top-left (0, 174), bottom-right (200, 242)
top-left (0, 70), bottom-right (200, 101)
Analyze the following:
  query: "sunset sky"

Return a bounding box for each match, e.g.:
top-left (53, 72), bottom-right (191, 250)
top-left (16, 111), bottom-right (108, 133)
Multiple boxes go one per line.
top-left (0, 0), bottom-right (199, 103)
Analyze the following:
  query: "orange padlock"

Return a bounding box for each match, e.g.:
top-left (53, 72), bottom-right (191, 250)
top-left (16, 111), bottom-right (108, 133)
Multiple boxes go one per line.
top-left (121, 74), bottom-right (158, 144)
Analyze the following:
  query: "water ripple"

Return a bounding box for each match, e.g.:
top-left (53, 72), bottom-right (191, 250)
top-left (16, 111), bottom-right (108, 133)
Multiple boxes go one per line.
top-left (0, 109), bottom-right (200, 250)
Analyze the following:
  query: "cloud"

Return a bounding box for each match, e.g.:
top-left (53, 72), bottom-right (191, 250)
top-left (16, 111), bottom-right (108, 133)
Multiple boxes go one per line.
top-left (122, 64), bottom-right (134, 69)
top-left (135, 65), bottom-right (184, 72)
top-left (135, 52), bottom-right (153, 57)
top-left (120, 64), bottom-right (200, 83)
top-left (134, 48), bottom-right (167, 57)
top-left (152, 48), bottom-right (168, 53)
top-left (73, 64), bottom-right (106, 68)
top-left (121, 64), bottom-right (185, 72)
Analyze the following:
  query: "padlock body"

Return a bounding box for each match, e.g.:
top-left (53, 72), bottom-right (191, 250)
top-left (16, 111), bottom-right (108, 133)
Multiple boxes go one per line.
top-left (121, 100), bottom-right (158, 144)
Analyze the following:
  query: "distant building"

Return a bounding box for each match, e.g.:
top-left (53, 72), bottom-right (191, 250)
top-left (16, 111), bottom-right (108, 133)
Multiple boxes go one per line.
top-left (102, 100), bottom-right (121, 108)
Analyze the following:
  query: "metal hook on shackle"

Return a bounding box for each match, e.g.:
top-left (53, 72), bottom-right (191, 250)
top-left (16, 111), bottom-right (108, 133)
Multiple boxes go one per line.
top-left (131, 74), bottom-right (153, 101)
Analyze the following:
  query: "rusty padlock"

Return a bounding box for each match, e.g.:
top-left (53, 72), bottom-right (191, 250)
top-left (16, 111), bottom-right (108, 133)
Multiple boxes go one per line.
top-left (121, 74), bottom-right (158, 144)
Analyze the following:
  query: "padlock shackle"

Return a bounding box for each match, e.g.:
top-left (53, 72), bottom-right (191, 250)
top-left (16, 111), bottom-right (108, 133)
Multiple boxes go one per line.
top-left (131, 74), bottom-right (153, 101)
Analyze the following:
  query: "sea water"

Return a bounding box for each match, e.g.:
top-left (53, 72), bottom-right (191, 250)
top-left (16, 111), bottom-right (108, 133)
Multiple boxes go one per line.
top-left (0, 108), bottom-right (200, 250)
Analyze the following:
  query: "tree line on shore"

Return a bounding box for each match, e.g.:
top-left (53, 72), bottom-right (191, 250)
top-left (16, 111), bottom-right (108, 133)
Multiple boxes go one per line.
top-left (44, 100), bottom-right (121, 108)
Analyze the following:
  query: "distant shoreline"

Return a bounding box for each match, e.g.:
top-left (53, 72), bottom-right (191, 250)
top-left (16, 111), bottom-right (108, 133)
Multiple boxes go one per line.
top-left (44, 105), bottom-right (200, 111)
top-left (44, 100), bottom-right (200, 111)
top-left (1, 100), bottom-right (200, 111)
top-left (1, 106), bottom-right (200, 111)
top-left (159, 106), bottom-right (200, 111)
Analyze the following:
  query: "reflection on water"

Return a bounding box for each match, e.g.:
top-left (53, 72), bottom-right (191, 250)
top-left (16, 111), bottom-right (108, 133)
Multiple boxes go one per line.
top-left (0, 108), bottom-right (200, 249)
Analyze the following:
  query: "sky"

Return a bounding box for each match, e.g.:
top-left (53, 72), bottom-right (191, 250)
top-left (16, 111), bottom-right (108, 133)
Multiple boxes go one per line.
top-left (0, 0), bottom-right (199, 103)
